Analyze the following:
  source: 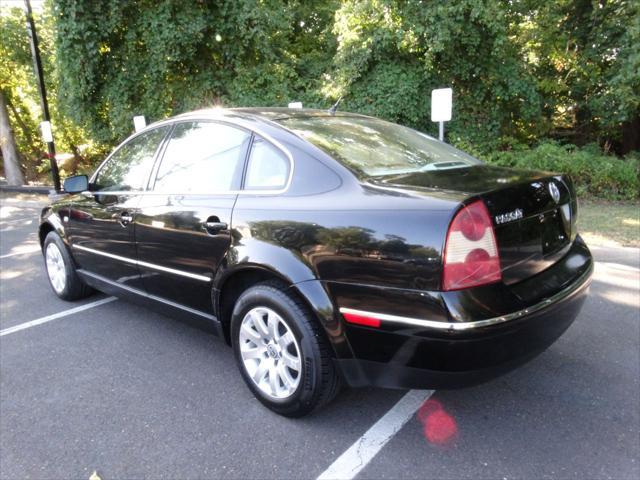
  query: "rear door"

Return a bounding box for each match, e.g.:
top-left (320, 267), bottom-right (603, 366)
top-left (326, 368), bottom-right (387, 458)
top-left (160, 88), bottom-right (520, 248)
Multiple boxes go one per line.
top-left (135, 121), bottom-right (251, 313)
top-left (69, 126), bottom-right (170, 288)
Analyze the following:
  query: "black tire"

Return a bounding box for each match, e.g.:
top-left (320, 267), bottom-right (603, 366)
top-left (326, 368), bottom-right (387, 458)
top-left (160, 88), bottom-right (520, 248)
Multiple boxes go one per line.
top-left (230, 281), bottom-right (340, 417)
top-left (43, 231), bottom-right (93, 301)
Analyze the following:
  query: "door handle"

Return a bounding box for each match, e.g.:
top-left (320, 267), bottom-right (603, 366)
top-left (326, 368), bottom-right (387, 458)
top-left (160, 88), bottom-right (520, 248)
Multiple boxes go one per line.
top-left (202, 216), bottom-right (228, 235)
top-left (119, 212), bottom-right (133, 227)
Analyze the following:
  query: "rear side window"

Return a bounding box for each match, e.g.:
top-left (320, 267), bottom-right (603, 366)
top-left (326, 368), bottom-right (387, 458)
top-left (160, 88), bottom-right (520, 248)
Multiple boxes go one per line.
top-left (93, 126), bottom-right (169, 192)
top-left (244, 138), bottom-right (290, 190)
top-left (153, 122), bottom-right (250, 193)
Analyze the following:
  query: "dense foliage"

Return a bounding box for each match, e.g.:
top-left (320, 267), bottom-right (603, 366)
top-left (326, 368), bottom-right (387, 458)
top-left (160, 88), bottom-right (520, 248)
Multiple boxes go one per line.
top-left (1, 0), bottom-right (638, 197)
top-left (513, 0), bottom-right (640, 153)
top-left (487, 143), bottom-right (639, 200)
top-left (51, 0), bottom-right (638, 154)
top-left (327, 0), bottom-right (544, 153)
top-left (53, 0), bottom-right (338, 144)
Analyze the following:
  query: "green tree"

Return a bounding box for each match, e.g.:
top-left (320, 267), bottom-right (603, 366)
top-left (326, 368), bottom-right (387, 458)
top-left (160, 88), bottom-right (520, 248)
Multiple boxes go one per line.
top-left (325, 0), bottom-right (543, 154)
top-left (54, 0), bottom-right (338, 145)
top-left (1, 6), bottom-right (43, 179)
top-left (512, 0), bottom-right (640, 152)
top-left (0, 4), bottom-right (102, 181)
top-left (51, 0), bottom-right (638, 160)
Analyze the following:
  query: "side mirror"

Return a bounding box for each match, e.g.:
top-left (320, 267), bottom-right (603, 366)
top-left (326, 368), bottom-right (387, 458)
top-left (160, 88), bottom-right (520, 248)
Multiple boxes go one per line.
top-left (63, 175), bottom-right (89, 193)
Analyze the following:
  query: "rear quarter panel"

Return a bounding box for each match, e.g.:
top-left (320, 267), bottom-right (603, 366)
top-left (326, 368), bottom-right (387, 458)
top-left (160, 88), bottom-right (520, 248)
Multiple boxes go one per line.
top-left (228, 173), bottom-right (456, 292)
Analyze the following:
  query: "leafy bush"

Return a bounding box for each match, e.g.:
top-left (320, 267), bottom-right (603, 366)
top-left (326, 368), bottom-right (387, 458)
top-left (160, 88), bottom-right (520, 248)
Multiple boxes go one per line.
top-left (483, 142), bottom-right (640, 200)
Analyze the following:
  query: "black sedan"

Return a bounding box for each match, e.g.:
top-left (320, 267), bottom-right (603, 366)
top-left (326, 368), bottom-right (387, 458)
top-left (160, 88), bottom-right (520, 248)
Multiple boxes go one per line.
top-left (39, 108), bottom-right (593, 416)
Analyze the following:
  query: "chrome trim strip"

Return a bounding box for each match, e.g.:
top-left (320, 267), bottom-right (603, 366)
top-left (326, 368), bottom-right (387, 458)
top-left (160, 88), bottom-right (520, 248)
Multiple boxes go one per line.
top-left (72, 245), bottom-right (211, 282)
top-left (79, 189), bottom-right (286, 196)
top-left (78, 270), bottom-right (217, 321)
top-left (339, 264), bottom-right (592, 331)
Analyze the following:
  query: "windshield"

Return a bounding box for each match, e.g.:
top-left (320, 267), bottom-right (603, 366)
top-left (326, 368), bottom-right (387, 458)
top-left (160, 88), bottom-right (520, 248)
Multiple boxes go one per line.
top-left (278, 115), bottom-right (482, 177)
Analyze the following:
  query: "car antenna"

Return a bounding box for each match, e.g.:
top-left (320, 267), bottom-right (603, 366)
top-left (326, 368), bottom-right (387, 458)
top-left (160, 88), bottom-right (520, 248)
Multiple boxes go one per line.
top-left (328, 96), bottom-right (343, 115)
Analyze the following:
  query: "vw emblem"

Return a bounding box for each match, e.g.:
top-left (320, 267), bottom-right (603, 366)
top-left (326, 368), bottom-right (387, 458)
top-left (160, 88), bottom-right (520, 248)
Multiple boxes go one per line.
top-left (548, 182), bottom-right (561, 204)
top-left (266, 343), bottom-right (280, 359)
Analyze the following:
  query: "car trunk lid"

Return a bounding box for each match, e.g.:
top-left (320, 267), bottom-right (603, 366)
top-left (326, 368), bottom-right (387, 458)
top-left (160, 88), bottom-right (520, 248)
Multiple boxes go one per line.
top-left (373, 165), bottom-right (578, 285)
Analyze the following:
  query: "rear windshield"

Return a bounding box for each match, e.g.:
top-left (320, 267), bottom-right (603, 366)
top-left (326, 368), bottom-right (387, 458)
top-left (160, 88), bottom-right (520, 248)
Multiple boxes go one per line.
top-left (278, 115), bottom-right (481, 177)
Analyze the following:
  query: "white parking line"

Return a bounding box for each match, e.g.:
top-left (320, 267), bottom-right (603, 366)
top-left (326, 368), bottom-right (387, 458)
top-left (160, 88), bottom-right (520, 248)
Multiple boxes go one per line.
top-left (0, 246), bottom-right (42, 259)
top-left (0, 218), bottom-right (35, 226)
top-left (317, 389), bottom-right (434, 480)
top-left (0, 297), bottom-right (117, 337)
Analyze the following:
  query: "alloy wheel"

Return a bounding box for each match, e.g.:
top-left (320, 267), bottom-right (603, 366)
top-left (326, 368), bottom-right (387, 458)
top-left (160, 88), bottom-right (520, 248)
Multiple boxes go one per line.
top-left (45, 242), bottom-right (66, 294)
top-left (239, 306), bottom-right (302, 399)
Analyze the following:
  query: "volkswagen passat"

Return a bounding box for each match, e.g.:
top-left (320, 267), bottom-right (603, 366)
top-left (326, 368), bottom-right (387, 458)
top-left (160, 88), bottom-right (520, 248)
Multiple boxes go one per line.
top-left (39, 108), bottom-right (593, 416)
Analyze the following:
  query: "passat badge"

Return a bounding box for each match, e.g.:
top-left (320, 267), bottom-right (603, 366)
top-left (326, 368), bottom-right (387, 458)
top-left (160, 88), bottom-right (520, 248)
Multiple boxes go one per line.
top-left (495, 208), bottom-right (523, 225)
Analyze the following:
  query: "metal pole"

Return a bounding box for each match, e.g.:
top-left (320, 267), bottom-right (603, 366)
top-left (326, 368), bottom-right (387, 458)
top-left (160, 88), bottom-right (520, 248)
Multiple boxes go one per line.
top-left (439, 121), bottom-right (444, 142)
top-left (24, 0), bottom-right (61, 192)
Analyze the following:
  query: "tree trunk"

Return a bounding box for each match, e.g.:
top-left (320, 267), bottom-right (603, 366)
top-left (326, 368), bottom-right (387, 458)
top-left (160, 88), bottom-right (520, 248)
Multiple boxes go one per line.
top-left (0, 90), bottom-right (25, 185)
top-left (6, 97), bottom-right (35, 147)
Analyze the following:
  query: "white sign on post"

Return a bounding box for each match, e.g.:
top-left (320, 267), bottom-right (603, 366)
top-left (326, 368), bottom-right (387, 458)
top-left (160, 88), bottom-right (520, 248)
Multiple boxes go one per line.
top-left (133, 115), bottom-right (147, 132)
top-left (40, 121), bottom-right (53, 143)
top-left (288, 102), bottom-right (303, 109)
top-left (431, 88), bottom-right (452, 121)
top-left (431, 88), bottom-right (452, 141)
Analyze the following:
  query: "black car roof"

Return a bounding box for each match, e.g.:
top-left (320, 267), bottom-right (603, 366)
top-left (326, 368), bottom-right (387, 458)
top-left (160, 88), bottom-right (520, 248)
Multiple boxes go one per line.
top-left (230, 107), bottom-right (363, 121)
top-left (176, 107), bottom-right (366, 124)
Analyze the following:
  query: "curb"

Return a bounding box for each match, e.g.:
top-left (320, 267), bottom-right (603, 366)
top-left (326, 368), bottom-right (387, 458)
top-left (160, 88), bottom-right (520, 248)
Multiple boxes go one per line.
top-left (0, 185), bottom-right (54, 194)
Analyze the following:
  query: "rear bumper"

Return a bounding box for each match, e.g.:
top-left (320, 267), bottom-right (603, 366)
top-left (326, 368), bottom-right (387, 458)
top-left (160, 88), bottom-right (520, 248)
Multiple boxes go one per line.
top-left (330, 238), bottom-right (593, 389)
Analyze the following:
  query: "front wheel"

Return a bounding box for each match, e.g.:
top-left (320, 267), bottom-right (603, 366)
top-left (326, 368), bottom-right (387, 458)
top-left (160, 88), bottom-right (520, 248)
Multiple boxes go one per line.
top-left (230, 282), bottom-right (340, 417)
top-left (43, 231), bottom-right (93, 301)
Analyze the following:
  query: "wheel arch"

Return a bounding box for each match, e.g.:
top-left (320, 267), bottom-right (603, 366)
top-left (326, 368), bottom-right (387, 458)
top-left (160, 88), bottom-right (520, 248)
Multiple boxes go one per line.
top-left (214, 265), bottom-right (288, 344)
top-left (38, 221), bottom-right (55, 247)
top-left (214, 265), bottom-right (353, 359)
top-left (38, 213), bottom-right (66, 248)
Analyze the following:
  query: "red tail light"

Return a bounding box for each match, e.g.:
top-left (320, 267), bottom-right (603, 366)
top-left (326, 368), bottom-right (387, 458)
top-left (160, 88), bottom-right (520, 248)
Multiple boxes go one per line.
top-left (442, 200), bottom-right (501, 291)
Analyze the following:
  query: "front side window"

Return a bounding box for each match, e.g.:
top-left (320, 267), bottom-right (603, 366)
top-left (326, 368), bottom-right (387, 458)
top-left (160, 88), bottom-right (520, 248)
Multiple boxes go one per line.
top-left (93, 127), bottom-right (169, 191)
top-left (153, 122), bottom-right (250, 193)
top-left (244, 138), bottom-right (290, 190)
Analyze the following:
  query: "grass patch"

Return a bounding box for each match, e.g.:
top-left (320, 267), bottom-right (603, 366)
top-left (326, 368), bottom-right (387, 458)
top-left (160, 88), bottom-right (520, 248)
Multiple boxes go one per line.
top-left (579, 200), bottom-right (640, 248)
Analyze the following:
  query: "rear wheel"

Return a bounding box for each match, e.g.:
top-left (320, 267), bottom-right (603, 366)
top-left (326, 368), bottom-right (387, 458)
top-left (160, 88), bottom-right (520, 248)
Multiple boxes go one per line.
top-left (230, 281), bottom-right (340, 417)
top-left (43, 232), bottom-right (93, 301)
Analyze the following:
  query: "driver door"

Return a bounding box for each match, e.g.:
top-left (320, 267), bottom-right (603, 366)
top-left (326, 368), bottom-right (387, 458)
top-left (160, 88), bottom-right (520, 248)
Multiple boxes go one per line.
top-left (69, 126), bottom-right (170, 289)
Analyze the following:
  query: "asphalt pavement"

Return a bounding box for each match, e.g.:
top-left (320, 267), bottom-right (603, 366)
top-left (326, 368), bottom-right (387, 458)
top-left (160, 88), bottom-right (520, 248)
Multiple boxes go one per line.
top-left (1, 193), bottom-right (638, 479)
